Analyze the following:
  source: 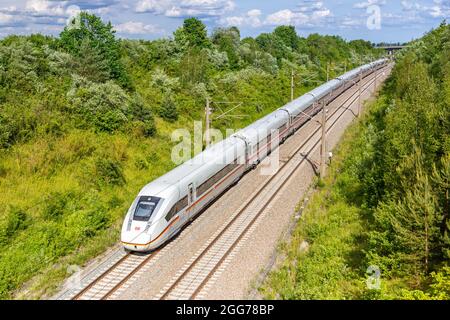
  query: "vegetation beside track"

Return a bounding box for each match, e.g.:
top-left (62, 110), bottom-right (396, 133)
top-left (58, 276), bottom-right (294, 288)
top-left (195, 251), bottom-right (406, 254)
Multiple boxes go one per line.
top-left (0, 13), bottom-right (382, 299)
top-left (261, 22), bottom-right (450, 300)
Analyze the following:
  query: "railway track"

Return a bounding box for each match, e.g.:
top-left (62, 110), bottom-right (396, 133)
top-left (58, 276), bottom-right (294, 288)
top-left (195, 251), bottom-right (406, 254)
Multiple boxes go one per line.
top-left (155, 66), bottom-right (391, 300)
top-left (72, 253), bottom-right (151, 300)
top-left (55, 66), bottom-right (390, 300)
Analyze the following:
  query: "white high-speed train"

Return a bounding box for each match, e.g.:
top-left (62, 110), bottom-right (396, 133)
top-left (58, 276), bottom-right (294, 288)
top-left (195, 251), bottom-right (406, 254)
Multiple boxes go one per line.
top-left (121, 59), bottom-right (388, 252)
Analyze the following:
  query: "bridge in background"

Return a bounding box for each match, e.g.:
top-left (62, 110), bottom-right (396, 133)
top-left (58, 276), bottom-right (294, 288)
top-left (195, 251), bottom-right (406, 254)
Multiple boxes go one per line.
top-left (376, 45), bottom-right (407, 55)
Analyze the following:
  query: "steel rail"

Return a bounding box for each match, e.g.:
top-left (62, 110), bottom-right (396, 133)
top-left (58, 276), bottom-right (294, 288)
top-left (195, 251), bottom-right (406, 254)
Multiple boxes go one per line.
top-left (159, 66), bottom-right (390, 300)
top-left (68, 65), bottom-right (390, 301)
top-left (189, 67), bottom-right (390, 300)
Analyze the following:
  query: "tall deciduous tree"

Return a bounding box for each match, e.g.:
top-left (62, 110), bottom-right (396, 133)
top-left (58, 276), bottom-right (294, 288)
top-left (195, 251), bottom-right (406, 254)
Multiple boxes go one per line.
top-left (60, 12), bottom-right (131, 88)
top-left (273, 25), bottom-right (299, 50)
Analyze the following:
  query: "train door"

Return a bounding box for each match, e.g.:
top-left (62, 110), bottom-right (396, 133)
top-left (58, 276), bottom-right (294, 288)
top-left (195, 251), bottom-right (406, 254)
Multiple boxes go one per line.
top-left (188, 183), bottom-right (196, 219)
top-left (242, 139), bottom-right (253, 169)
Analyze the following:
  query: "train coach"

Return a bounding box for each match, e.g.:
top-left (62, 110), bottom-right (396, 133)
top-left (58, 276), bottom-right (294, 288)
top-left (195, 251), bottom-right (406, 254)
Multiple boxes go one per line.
top-left (121, 59), bottom-right (388, 252)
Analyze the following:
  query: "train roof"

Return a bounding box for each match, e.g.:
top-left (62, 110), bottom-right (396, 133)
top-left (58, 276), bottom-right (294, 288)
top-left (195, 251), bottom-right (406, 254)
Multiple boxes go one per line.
top-left (307, 79), bottom-right (341, 100)
top-left (234, 109), bottom-right (288, 141)
top-left (279, 94), bottom-right (315, 116)
top-left (139, 136), bottom-right (244, 198)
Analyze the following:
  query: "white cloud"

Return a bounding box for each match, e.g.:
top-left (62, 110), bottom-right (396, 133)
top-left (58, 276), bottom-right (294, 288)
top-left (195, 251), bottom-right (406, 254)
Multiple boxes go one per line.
top-left (221, 15), bottom-right (243, 26)
top-left (400, 0), bottom-right (450, 18)
top-left (0, 0), bottom-right (122, 31)
top-left (340, 17), bottom-right (364, 28)
top-left (220, 9), bottom-right (262, 27)
top-left (136, 0), bottom-right (168, 13)
top-left (136, 0), bottom-right (235, 18)
top-left (354, 0), bottom-right (386, 9)
top-left (246, 9), bottom-right (262, 27)
top-left (221, 1), bottom-right (331, 28)
top-left (0, 12), bottom-right (14, 25)
top-left (265, 1), bottom-right (332, 27)
top-left (24, 0), bottom-right (68, 17)
top-left (266, 9), bottom-right (308, 26)
top-left (114, 21), bottom-right (164, 35)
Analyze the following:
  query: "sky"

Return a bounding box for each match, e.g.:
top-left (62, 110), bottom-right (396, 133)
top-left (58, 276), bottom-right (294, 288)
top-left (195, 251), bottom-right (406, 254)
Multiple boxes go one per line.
top-left (0, 0), bottom-right (449, 43)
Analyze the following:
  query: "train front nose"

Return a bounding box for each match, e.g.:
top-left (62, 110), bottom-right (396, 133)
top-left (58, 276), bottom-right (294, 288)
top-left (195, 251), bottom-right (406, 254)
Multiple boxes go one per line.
top-left (121, 225), bottom-right (152, 252)
top-left (121, 195), bottom-right (162, 251)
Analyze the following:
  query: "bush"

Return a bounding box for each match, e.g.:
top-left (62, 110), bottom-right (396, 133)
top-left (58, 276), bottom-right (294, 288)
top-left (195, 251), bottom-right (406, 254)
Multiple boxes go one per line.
top-left (0, 207), bottom-right (29, 245)
top-left (5, 207), bottom-right (29, 237)
top-left (67, 77), bottom-right (157, 135)
top-left (81, 208), bottom-right (110, 238)
top-left (0, 163), bottom-right (7, 177)
top-left (42, 192), bottom-right (74, 220)
top-left (142, 120), bottom-right (157, 137)
top-left (0, 107), bottom-right (38, 149)
top-left (68, 76), bottom-right (130, 132)
top-left (159, 95), bottom-right (179, 122)
top-left (95, 158), bottom-right (126, 186)
top-left (130, 94), bottom-right (156, 137)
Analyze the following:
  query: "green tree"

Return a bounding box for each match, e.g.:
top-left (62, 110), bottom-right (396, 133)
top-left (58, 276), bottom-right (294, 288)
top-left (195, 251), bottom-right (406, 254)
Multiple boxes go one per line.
top-left (273, 25), bottom-right (298, 50)
top-left (174, 18), bottom-right (211, 50)
top-left (432, 154), bottom-right (450, 259)
top-left (60, 12), bottom-right (131, 88)
top-left (179, 49), bottom-right (210, 85)
top-left (70, 38), bottom-right (110, 82)
top-left (255, 33), bottom-right (286, 63)
top-left (212, 27), bottom-right (241, 69)
top-left (369, 148), bottom-right (442, 278)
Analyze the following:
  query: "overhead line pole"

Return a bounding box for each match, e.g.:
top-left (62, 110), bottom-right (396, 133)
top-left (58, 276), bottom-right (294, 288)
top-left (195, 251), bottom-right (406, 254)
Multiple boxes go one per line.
top-left (358, 71), bottom-right (362, 117)
top-left (326, 62), bottom-right (330, 82)
top-left (205, 97), bottom-right (211, 148)
top-left (375, 67), bottom-right (378, 91)
top-left (291, 69), bottom-right (295, 102)
top-left (319, 97), bottom-right (328, 178)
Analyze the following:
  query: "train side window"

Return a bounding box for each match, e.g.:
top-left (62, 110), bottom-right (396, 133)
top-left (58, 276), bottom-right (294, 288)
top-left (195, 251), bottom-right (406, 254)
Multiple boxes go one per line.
top-left (196, 161), bottom-right (239, 197)
top-left (177, 196), bottom-right (188, 211)
top-left (165, 196), bottom-right (189, 222)
top-left (165, 205), bottom-right (177, 222)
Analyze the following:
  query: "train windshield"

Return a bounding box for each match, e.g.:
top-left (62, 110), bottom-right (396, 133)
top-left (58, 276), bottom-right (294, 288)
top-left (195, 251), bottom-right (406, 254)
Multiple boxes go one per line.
top-left (133, 196), bottom-right (161, 221)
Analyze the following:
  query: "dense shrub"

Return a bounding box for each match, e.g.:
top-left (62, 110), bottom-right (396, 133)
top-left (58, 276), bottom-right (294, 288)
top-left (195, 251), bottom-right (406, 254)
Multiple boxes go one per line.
top-left (95, 158), bottom-right (126, 186)
top-left (80, 208), bottom-right (110, 238)
top-left (42, 192), bottom-right (74, 220)
top-left (159, 95), bottom-right (179, 122)
top-left (0, 207), bottom-right (29, 245)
